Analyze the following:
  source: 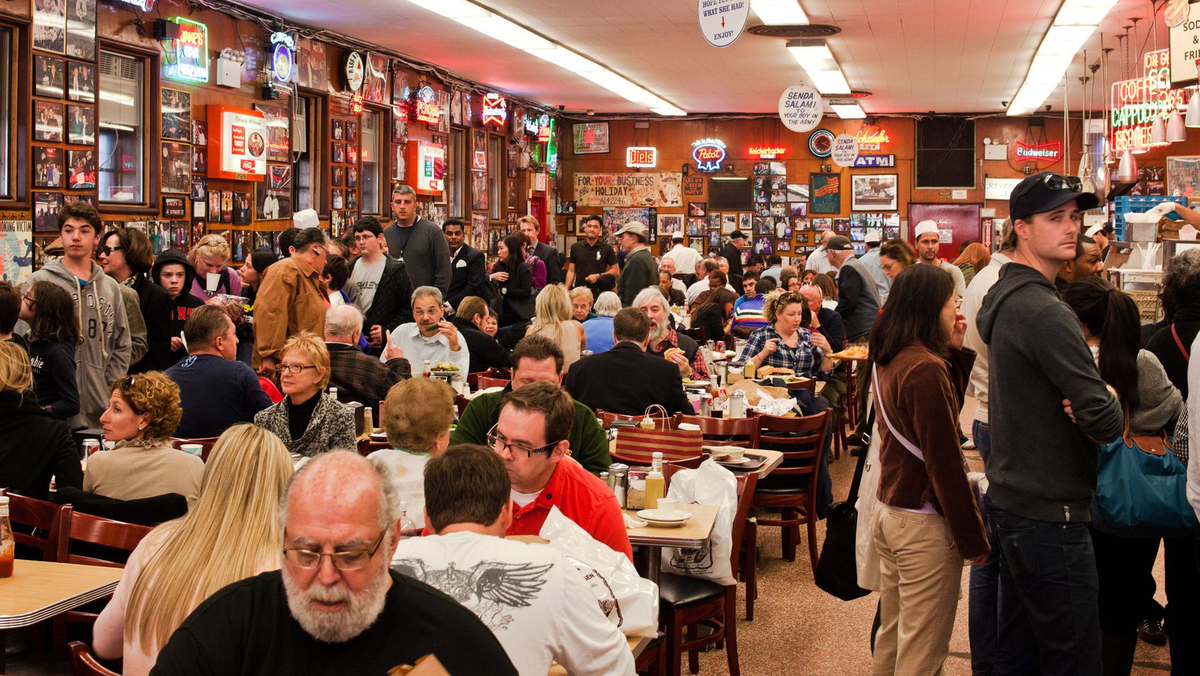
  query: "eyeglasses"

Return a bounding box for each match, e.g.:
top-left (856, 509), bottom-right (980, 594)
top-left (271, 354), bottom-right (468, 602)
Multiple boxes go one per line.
top-left (278, 363), bottom-right (318, 375)
top-left (99, 245), bottom-right (123, 255)
top-left (283, 530), bottom-right (387, 571)
top-left (487, 424), bottom-right (560, 458)
top-left (22, 294), bottom-right (35, 307)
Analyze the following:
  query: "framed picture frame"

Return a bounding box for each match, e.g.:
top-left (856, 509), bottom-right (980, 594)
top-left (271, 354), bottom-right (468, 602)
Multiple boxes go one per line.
top-left (161, 88), bottom-right (191, 141)
top-left (34, 54), bottom-right (64, 98)
top-left (33, 100), bottom-right (64, 142)
top-left (333, 119), bottom-right (344, 140)
top-left (34, 192), bottom-right (65, 232)
top-left (66, 148), bottom-right (96, 189)
top-left (1166, 156), bottom-right (1200, 200)
top-left (851, 173), bottom-right (899, 211)
top-left (33, 0), bottom-right (66, 54)
top-left (161, 143), bottom-right (192, 193)
top-left (162, 196), bottom-right (186, 218)
top-left (572, 122), bottom-right (610, 154)
top-left (67, 104), bottom-right (94, 145)
top-left (66, 62), bottom-right (95, 103)
top-left (66, 0), bottom-right (97, 61)
top-left (33, 146), bottom-right (63, 188)
top-left (810, 173), bottom-right (841, 214)
top-left (688, 202), bottom-right (706, 217)
top-left (564, 216), bottom-right (575, 234)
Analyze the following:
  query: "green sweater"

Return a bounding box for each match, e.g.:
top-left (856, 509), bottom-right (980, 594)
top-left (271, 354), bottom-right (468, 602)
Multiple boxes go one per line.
top-left (617, 247), bottom-right (657, 307)
top-left (450, 386), bottom-right (612, 474)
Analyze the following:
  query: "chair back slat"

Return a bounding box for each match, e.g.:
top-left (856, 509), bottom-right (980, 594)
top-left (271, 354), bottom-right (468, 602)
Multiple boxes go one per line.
top-left (663, 457), bottom-right (703, 489)
top-left (7, 492), bottom-right (71, 561)
top-left (755, 411), bottom-right (829, 484)
top-left (169, 436), bottom-right (220, 463)
top-left (477, 375), bottom-right (510, 390)
top-left (65, 511), bottom-right (153, 568)
top-left (69, 642), bottom-right (121, 676)
top-left (678, 415), bottom-right (759, 447)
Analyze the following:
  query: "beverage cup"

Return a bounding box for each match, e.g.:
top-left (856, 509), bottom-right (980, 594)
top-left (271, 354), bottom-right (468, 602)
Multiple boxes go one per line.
top-left (724, 447), bottom-right (746, 462)
top-left (657, 498), bottom-right (678, 516)
top-left (180, 444), bottom-right (203, 456)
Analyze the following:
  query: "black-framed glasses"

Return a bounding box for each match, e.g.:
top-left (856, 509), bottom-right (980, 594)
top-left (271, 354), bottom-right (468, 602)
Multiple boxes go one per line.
top-left (278, 363), bottom-right (318, 375)
top-left (1011, 173), bottom-right (1082, 202)
top-left (283, 530), bottom-right (387, 571)
top-left (487, 424), bottom-right (560, 458)
top-left (99, 245), bottom-right (123, 256)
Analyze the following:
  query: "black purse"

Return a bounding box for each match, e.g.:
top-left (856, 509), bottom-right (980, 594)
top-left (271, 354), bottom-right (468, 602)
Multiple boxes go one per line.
top-left (814, 408), bottom-right (875, 601)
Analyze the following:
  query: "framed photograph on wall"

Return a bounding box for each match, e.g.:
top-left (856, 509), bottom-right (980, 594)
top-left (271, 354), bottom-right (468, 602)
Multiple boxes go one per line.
top-left (851, 174), bottom-right (899, 211)
top-left (35, 54), bottom-right (64, 98)
top-left (66, 148), bottom-right (96, 189)
top-left (67, 104), bottom-right (94, 145)
top-left (33, 100), bottom-right (63, 142)
top-left (33, 0), bottom-right (66, 53)
top-left (65, 0), bottom-right (97, 61)
top-left (810, 173), bottom-right (841, 214)
top-left (161, 143), bottom-right (192, 193)
top-left (572, 122), bottom-right (610, 154)
top-left (67, 62), bottom-right (95, 102)
top-left (161, 89), bottom-right (191, 141)
top-left (34, 192), bottom-right (65, 232)
top-left (33, 146), bottom-right (63, 188)
top-left (162, 196), bottom-right (186, 218)
top-left (1166, 156), bottom-right (1200, 200)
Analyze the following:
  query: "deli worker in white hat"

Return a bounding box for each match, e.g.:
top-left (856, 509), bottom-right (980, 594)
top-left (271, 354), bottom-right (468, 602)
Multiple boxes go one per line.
top-left (913, 220), bottom-right (967, 297)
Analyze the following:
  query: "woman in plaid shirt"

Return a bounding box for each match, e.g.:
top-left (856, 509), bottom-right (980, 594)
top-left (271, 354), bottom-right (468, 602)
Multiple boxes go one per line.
top-left (739, 291), bottom-right (835, 378)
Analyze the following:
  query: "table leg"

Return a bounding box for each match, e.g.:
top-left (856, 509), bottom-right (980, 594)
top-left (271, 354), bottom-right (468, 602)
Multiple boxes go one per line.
top-left (647, 547), bottom-right (661, 586)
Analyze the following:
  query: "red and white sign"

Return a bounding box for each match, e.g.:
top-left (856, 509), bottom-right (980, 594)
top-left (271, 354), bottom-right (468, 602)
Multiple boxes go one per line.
top-left (207, 105), bottom-right (267, 181)
top-left (407, 140), bottom-right (445, 195)
top-left (481, 93), bottom-right (507, 127)
top-left (625, 146), bottom-right (658, 168)
top-left (1013, 141), bottom-right (1063, 164)
top-left (855, 129), bottom-right (891, 151)
top-left (749, 146), bottom-right (787, 158)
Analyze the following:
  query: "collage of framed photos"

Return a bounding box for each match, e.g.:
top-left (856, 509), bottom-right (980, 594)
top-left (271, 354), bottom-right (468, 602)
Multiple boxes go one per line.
top-left (32, 0), bottom-right (99, 237)
top-left (330, 116), bottom-right (360, 238)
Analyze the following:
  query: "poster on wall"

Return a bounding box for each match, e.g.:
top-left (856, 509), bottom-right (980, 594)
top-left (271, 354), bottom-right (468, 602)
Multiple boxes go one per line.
top-left (851, 174), bottom-right (898, 211)
top-left (297, 38), bottom-right (328, 91)
top-left (33, 0), bottom-right (65, 54)
top-left (810, 173), bottom-right (841, 214)
top-left (257, 165), bottom-right (292, 220)
top-left (254, 105), bottom-right (290, 163)
top-left (66, 0), bottom-right (96, 61)
top-left (1167, 156), bottom-right (1200, 199)
top-left (572, 123), bottom-right (610, 154)
top-left (161, 143), bottom-right (192, 193)
top-left (574, 172), bottom-right (683, 207)
top-left (470, 213), bottom-right (488, 250)
top-left (470, 171), bottom-right (488, 211)
top-left (392, 144), bottom-right (406, 181)
top-left (162, 89), bottom-right (192, 141)
top-left (0, 220), bottom-right (33, 285)
top-left (363, 53), bottom-right (387, 104)
top-left (207, 105), bottom-right (268, 181)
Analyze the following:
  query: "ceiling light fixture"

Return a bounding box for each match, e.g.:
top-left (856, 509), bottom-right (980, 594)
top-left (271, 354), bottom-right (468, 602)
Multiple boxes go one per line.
top-left (1007, 0), bottom-right (1119, 116)
top-left (750, 0), bottom-right (809, 25)
top-left (787, 39), bottom-right (852, 95)
top-left (830, 103), bottom-right (866, 119)
top-left (402, 0), bottom-right (685, 116)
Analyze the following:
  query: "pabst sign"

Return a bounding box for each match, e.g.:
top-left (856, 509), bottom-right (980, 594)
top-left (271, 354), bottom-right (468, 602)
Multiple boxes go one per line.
top-left (691, 138), bottom-right (727, 172)
top-left (1012, 141), bottom-right (1062, 164)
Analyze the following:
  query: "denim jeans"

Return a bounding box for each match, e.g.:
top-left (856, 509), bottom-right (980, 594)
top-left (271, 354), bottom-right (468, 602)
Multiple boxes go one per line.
top-left (968, 421), bottom-right (998, 676)
top-left (986, 499), bottom-right (1101, 676)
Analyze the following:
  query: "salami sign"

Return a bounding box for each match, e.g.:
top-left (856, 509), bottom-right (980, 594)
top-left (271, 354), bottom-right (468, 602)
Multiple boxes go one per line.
top-left (831, 134), bottom-right (859, 167)
top-left (697, 0), bottom-right (750, 48)
top-left (574, 172), bottom-right (684, 207)
top-left (779, 85), bottom-right (823, 132)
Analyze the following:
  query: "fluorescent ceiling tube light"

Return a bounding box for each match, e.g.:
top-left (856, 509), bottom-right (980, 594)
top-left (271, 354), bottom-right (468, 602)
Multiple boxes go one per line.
top-left (1007, 2), bottom-right (1115, 116)
top-left (788, 41), bottom-right (851, 94)
top-left (751, 0), bottom-right (809, 26)
top-left (831, 103), bottom-right (866, 119)
top-left (808, 70), bottom-right (851, 94)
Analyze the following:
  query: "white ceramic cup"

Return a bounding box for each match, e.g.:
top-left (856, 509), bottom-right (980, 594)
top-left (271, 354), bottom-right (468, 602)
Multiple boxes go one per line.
top-left (657, 498), bottom-right (677, 516)
top-left (724, 447), bottom-right (746, 462)
top-left (180, 444), bottom-right (203, 456)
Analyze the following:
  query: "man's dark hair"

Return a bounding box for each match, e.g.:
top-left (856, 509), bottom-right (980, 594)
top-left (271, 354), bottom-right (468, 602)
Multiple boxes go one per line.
top-left (499, 381), bottom-right (575, 450)
top-left (277, 227), bottom-right (301, 256)
top-left (59, 202), bottom-right (101, 232)
top-left (745, 253), bottom-right (764, 268)
top-left (767, 255), bottom-right (782, 266)
top-left (582, 214), bottom-right (603, 227)
top-left (183, 304), bottom-right (231, 350)
top-left (613, 307), bottom-right (651, 344)
top-left (0, 281), bottom-right (18, 335)
top-left (700, 259), bottom-right (719, 274)
top-left (292, 227), bottom-right (327, 253)
top-left (442, 218), bottom-right (465, 232)
top-left (511, 334), bottom-right (565, 374)
top-left (754, 277), bottom-right (777, 295)
top-left (742, 271), bottom-right (760, 284)
top-left (103, 228), bottom-right (155, 274)
top-left (423, 444), bottom-right (510, 532)
top-left (353, 216), bottom-right (383, 237)
top-left (324, 254), bottom-right (350, 290)
top-left (869, 264), bottom-right (954, 367)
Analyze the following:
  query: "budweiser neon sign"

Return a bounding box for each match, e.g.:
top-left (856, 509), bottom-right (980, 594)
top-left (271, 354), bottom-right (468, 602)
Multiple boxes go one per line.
top-left (749, 146), bottom-right (787, 158)
top-left (481, 93), bottom-right (507, 127)
top-left (692, 138), bottom-right (727, 172)
top-left (1111, 49), bottom-right (1187, 152)
top-left (1013, 141), bottom-right (1062, 163)
top-left (855, 129), bottom-right (890, 151)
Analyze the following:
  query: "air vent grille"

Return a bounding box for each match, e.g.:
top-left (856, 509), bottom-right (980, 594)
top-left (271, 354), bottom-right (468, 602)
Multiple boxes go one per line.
top-left (747, 24), bottom-right (841, 38)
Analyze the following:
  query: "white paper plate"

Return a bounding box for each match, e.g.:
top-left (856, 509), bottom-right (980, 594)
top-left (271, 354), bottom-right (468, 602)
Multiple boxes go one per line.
top-left (637, 509), bottom-right (691, 523)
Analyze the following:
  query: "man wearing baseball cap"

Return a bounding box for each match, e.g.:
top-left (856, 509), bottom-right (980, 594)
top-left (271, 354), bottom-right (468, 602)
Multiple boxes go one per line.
top-left (975, 172), bottom-right (1122, 674)
top-left (614, 221), bottom-right (656, 307)
top-left (719, 230), bottom-right (748, 282)
top-left (913, 220), bottom-right (967, 297)
top-left (824, 235), bottom-right (880, 342)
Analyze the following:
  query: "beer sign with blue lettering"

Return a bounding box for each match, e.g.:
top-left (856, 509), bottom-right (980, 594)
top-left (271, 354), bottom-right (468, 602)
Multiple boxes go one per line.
top-left (164, 18), bottom-right (209, 83)
top-left (692, 138), bottom-right (727, 172)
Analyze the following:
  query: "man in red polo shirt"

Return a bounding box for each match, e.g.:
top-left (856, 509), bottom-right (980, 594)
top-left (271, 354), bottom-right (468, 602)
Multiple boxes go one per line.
top-left (488, 381), bottom-right (632, 560)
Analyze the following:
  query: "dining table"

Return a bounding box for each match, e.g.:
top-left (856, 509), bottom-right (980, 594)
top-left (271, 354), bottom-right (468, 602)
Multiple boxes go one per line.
top-left (624, 503), bottom-right (720, 586)
top-left (0, 559), bottom-right (123, 674)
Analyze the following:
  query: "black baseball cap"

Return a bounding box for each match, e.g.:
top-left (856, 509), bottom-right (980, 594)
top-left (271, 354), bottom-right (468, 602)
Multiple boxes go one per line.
top-left (729, 230), bottom-right (747, 241)
top-left (826, 235), bottom-right (853, 251)
top-left (1009, 172), bottom-right (1100, 221)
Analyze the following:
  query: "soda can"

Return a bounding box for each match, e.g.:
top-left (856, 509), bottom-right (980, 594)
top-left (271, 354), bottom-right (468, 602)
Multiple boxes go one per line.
top-left (81, 439), bottom-right (100, 458)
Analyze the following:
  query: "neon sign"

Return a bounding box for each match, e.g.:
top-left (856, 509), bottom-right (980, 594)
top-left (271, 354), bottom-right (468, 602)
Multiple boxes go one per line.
top-left (270, 32), bottom-right (294, 83)
top-left (626, 146), bottom-right (658, 168)
top-left (164, 18), bottom-right (208, 83)
top-left (749, 146), bottom-right (787, 158)
top-left (481, 93), bottom-right (507, 127)
top-left (537, 114), bottom-right (551, 143)
top-left (350, 93), bottom-right (364, 115)
top-left (113, 0), bottom-right (156, 11)
top-left (1013, 141), bottom-right (1062, 163)
top-left (855, 129), bottom-right (890, 151)
top-left (413, 85), bottom-right (440, 125)
top-left (692, 138), bottom-right (727, 172)
top-left (1111, 49), bottom-right (1187, 152)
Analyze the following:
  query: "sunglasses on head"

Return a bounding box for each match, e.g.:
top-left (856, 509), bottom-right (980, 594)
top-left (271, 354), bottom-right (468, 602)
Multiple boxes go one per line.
top-left (1011, 173), bottom-right (1082, 202)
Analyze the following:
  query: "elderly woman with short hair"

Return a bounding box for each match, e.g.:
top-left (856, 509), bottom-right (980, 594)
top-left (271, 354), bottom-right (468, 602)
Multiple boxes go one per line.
top-left (582, 291), bottom-right (623, 354)
top-left (254, 332), bottom-right (356, 457)
top-left (569, 286), bottom-right (595, 322)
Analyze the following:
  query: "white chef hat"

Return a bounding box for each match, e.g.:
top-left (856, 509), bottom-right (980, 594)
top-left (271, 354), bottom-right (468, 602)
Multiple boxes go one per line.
top-left (1084, 223), bottom-right (1105, 238)
top-left (913, 220), bottom-right (939, 238)
top-left (293, 209), bottom-right (320, 230)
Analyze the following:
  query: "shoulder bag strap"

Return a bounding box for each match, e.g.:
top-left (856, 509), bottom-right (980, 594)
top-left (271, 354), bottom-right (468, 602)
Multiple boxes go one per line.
top-left (1171, 324), bottom-right (1190, 362)
top-left (871, 363), bottom-right (926, 463)
top-left (846, 405), bottom-right (876, 505)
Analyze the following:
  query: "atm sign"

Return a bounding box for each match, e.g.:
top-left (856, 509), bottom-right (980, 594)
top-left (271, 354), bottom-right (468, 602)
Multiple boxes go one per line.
top-left (626, 146), bottom-right (658, 168)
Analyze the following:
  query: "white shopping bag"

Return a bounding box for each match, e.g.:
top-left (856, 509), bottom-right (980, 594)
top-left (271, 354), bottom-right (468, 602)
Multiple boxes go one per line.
top-left (661, 459), bottom-right (738, 585)
top-left (855, 412), bottom-right (883, 592)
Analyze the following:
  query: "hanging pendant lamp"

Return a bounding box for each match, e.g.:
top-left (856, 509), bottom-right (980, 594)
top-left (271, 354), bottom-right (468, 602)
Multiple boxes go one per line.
top-left (1102, 136), bottom-right (1115, 165)
top-left (1186, 89), bottom-right (1200, 127)
top-left (1168, 107), bottom-right (1187, 142)
top-left (1150, 112), bottom-right (1169, 146)
top-left (1117, 148), bottom-right (1139, 183)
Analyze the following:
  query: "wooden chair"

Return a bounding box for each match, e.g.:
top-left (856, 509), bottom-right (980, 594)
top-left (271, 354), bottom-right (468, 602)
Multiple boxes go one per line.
top-left (56, 512), bottom-right (154, 647)
top-left (752, 411), bottom-right (830, 574)
top-left (454, 394), bottom-right (471, 415)
top-left (467, 368), bottom-right (497, 390)
top-left (677, 415), bottom-right (758, 448)
top-left (169, 436), bottom-right (220, 462)
top-left (68, 642), bottom-right (120, 676)
top-left (477, 375), bottom-right (510, 390)
top-left (7, 492), bottom-right (70, 562)
top-left (786, 378), bottom-right (816, 395)
top-left (659, 471), bottom-right (758, 676)
top-left (678, 325), bottom-right (706, 343)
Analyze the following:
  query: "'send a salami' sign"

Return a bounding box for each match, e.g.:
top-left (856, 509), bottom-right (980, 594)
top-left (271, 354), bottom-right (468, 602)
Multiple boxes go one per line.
top-left (574, 172), bottom-right (683, 207)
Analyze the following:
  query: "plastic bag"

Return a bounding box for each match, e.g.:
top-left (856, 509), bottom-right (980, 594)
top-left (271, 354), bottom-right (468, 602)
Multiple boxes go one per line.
top-left (539, 507), bottom-right (659, 638)
top-left (661, 459), bottom-right (737, 585)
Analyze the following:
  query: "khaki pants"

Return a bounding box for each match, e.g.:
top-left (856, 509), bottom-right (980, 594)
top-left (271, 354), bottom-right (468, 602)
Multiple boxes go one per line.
top-left (872, 505), bottom-right (963, 676)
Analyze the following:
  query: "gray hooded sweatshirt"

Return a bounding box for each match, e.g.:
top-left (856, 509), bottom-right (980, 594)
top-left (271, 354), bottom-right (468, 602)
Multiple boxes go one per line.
top-left (976, 262), bottom-right (1123, 523)
top-left (28, 259), bottom-right (131, 429)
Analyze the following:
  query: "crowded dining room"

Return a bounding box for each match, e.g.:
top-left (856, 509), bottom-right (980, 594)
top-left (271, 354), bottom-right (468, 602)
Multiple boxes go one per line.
top-left (3, 0), bottom-right (1200, 674)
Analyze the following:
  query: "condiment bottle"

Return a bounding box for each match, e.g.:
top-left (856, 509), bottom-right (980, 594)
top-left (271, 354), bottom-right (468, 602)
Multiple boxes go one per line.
top-left (644, 453), bottom-right (665, 511)
top-left (729, 390), bottom-right (747, 418)
top-left (744, 359), bottom-right (757, 380)
top-left (0, 494), bottom-right (14, 578)
top-left (363, 407), bottom-right (374, 436)
top-left (328, 387), bottom-right (339, 400)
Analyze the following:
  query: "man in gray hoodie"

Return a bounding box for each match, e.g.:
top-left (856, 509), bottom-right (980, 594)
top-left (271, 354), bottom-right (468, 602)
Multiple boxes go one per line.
top-left (26, 202), bottom-right (131, 429)
top-left (976, 172), bottom-right (1123, 675)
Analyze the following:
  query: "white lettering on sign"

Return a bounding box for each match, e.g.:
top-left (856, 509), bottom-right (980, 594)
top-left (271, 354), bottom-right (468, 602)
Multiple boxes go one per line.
top-left (778, 84), bottom-right (823, 132)
top-left (697, 0), bottom-right (750, 48)
top-left (1169, 14), bottom-right (1200, 84)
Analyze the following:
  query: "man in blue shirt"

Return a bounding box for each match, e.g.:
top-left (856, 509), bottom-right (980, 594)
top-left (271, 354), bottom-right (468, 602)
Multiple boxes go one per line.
top-left (166, 305), bottom-right (273, 438)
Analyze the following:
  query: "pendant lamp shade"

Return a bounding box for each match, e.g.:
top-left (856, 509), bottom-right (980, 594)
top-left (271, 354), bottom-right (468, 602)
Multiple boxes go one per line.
top-left (1151, 113), bottom-right (1168, 146)
top-left (1102, 136), bottom-right (1115, 165)
top-left (1117, 149), bottom-right (1139, 183)
top-left (1168, 108), bottom-right (1187, 142)
top-left (1187, 90), bottom-right (1200, 128)
top-left (1096, 161), bottom-right (1109, 197)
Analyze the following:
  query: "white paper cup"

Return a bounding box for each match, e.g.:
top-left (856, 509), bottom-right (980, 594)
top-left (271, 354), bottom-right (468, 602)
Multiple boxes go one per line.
top-left (657, 498), bottom-right (677, 516)
top-left (724, 447), bottom-right (746, 462)
top-left (180, 444), bottom-right (203, 456)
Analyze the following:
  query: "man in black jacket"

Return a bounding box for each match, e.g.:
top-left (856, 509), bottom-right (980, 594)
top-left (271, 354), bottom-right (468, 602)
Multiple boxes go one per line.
top-left (564, 308), bottom-right (692, 415)
top-left (349, 217), bottom-right (414, 353)
top-left (451, 296), bottom-right (509, 373)
top-left (443, 218), bottom-right (487, 310)
top-left (519, 216), bottom-right (562, 285)
top-left (719, 230), bottom-right (748, 281)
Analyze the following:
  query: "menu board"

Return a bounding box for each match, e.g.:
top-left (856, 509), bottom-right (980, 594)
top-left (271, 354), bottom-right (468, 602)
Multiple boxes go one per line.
top-left (207, 105), bottom-right (267, 181)
top-left (406, 140), bottom-right (445, 195)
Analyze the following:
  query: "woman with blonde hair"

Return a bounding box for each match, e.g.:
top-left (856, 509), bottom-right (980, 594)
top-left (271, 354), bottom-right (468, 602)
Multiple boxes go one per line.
top-left (0, 341), bottom-right (81, 500)
top-left (367, 378), bottom-right (456, 529)
top-left (254, 331), bottom-right (355, 457)
top-left (528, 284), bottom-right (586, 370)
top-left (186, 233), bottom-right (243, 300)
top-left (87, 372), bottom-right (204, 506)
top-left (92, 424), bottom-right (294, 675)
top-left (953, 242), bottom-right (992, 288)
